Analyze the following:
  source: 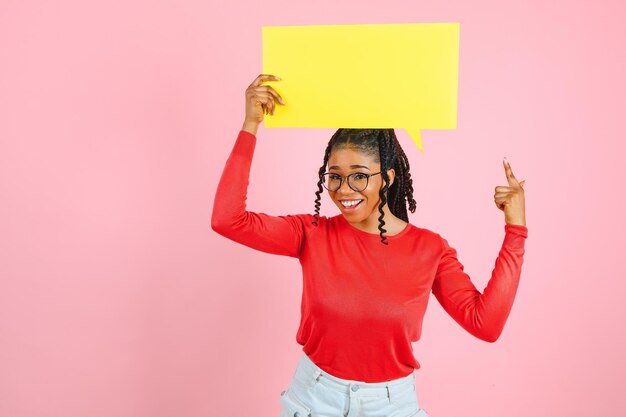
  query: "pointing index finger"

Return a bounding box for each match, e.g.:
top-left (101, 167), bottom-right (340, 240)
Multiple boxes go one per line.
top-left (503, 157), bottom-right (521, 186)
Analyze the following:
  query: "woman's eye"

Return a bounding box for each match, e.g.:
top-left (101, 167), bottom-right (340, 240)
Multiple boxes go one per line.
top-left (354, 173), bottom-right (368, 180)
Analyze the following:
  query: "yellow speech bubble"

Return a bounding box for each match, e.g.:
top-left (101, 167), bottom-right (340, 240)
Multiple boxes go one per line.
top-left (261, 22), bottom-right (460, 153)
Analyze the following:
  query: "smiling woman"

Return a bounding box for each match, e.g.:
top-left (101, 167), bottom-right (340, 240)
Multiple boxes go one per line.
top-left (313, 129), bottom-right (416, 243)
top-left (211, 73), bottom-right (528, 417)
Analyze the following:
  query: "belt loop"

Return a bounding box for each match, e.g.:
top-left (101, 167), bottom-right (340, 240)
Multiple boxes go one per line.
top-left (387, 385), bottom-right (391, 402)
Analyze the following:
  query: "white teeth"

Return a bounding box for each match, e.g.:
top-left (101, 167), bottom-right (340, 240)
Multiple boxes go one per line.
top-left (341, 200), bottom-right (363, 207)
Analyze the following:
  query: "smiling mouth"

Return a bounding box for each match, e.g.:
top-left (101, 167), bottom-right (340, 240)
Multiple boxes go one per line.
top-left (340, 199), bottom-right (364, 209)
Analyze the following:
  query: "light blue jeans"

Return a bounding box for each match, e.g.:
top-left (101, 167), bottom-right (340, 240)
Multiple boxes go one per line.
top-left (279, 352), bottom-right (429, 417)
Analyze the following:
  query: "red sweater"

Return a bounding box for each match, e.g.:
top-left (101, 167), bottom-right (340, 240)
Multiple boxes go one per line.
top-left (211, 129), bottom-right (529, 382)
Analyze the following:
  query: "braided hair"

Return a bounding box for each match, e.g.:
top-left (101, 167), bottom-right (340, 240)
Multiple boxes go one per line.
top-left (312, 129), bottom-right (417, 245)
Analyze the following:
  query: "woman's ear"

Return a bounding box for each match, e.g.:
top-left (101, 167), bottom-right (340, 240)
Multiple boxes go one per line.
top-left (387, 168), bottom-right (395, 187)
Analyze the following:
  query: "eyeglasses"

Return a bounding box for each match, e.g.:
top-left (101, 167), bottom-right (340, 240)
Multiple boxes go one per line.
top-left (320, 171), bottom-right (382, 192)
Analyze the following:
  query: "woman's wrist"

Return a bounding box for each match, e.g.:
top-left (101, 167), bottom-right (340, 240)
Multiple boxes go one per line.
top-left (506, 220), bottom-right (526, 227)
top-left (241, 120), bottom-right (259, 136)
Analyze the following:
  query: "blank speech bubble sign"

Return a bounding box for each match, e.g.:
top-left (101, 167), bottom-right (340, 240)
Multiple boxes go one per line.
top-left (261, 22), bottom-right (460, 153)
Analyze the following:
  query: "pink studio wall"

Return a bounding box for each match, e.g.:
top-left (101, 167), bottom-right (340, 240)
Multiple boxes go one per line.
top-left (1, 1), bottom-right (624, 416)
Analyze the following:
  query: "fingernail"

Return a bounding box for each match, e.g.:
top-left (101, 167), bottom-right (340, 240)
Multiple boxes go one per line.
top-left (503, 157), bottom-right (509, 165)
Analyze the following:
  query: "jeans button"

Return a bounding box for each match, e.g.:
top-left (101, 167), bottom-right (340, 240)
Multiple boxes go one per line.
top-left (351, 385), bottom-right (359, 392)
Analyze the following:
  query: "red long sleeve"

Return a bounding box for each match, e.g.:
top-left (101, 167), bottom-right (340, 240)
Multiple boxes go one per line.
top-left (211, 129), bottom-right (529, 382)
top-left (211, 129), bottom-right (312, 258)
top-left (432, 225), bottom-right (528, 343)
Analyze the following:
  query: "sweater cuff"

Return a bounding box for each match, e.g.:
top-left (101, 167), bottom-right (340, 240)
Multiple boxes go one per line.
top-left (239, 129), bottom-right (256, 140)
top-left (504, 223), bottom-right (528, 238)
top-left (232, 129), bottom-right (256, 158)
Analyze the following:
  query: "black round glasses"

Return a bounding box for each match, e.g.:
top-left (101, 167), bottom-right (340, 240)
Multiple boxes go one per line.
top-left (320, 172), bottom-right (382, 192)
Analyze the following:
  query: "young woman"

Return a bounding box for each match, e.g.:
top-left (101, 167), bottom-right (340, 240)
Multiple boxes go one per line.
top-left (211, 74), bottom-right (528, 417)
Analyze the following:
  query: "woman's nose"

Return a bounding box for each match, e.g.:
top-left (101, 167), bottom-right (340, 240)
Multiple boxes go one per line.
top-left (338, 179), bottom-right (353, 194)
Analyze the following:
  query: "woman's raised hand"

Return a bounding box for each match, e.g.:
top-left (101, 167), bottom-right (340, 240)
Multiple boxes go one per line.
top-left (494, 158), bottom-right (526, 227)
top-left (244, 74), bottom-right (285, 126)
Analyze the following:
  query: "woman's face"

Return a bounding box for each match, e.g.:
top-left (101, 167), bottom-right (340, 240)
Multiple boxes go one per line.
top-left (326, 147), bottom-right (395, 225)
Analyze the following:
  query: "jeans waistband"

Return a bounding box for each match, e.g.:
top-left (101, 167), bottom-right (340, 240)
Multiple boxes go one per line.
top-left (294, 352), bottom-right (415, 398)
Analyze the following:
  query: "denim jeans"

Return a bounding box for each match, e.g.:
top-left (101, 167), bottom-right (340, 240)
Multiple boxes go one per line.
top-left (279, 353), bottom-right (429, 417)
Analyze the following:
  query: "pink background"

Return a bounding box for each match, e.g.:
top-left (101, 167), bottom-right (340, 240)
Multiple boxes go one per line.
top-left (1, 1), bottom-right (624, 416)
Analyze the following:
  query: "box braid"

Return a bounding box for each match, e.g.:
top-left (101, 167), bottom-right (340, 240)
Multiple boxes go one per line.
top-left (312, 128), bottom-right (417, 245)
